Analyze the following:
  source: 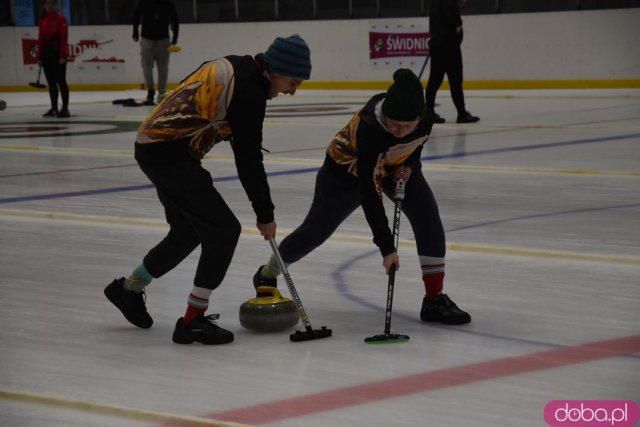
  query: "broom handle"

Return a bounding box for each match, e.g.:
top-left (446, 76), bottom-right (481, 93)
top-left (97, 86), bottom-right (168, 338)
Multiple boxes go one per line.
top-left (268, 237), bottom-right (312, 330)
top-left (417, 53), bottom-right (431, 80)
top-left (384, 179), bottom-right (405, 335)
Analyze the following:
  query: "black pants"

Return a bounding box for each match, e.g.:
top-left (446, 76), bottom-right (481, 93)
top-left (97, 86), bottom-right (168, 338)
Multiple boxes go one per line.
top-left (135, 142), bottom-right (241, 290)
top-left (279, 163), bottom-right (445, 264)
top-left (425, 43), bottom-right (466, 115)
top-left (42, 55), bottom-right (69, 111)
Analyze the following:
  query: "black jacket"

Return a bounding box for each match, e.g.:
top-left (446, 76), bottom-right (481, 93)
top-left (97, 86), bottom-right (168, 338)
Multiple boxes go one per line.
top-left (429, 0), bottom-right (463, 47)
top-left (133, 0), bottom-right (179, 44)
top-left (226, 55), bottom-right (274, 223)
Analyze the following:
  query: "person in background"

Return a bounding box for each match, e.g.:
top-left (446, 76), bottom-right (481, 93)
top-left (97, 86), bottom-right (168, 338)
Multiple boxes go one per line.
top-left (37, 0), bottom-right (70, 118)
top-left (133, 0), bottom-right (179, 105)
top-left (105, 35), bottom-right (312, 345)
top-left (254, 69), bottom-right (471, 326)
top-left (425, 0), bottom-right (478, 124)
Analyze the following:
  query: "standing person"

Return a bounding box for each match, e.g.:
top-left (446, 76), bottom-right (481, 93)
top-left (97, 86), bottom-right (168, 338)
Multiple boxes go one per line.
top-left (105, 35), bottom-right (312, 345)
top-left (37, 0), bottom-right (70, 118)
top-left (254, 69), bottom-right (471, 325)
top-left (425, 0), bottom-right (478, 124)
top-left (132, 0), bottom-right (179, 105)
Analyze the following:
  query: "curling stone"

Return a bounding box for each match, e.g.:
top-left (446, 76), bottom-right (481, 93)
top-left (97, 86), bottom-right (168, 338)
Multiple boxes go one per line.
top-left (239, 286), bottom-right (299, 332)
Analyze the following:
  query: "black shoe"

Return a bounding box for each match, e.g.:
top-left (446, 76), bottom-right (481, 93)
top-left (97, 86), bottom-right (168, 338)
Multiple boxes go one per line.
top-left (420, 294), bottom-right (471, 325)
top-left (43, 108), bottom-right (58, 117)
top-left (57, 108), bottom-right (70, 118)
top-left (432, 112), bottom-right (445, 124)
top-left (104, 278), bottom-right (153, 329)
top-left (456, 111), bottom-right (479, 124)
top-left (143, 89), bottom-right (155, 106)
top-left (253, 265), bottom-right (277, 297)
top-left (172, 314), bottom-right (234, 345)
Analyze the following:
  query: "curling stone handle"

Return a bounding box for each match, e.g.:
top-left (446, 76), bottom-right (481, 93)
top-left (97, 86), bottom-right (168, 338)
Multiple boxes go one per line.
top-left (255, 286), bottom-right (283, 299)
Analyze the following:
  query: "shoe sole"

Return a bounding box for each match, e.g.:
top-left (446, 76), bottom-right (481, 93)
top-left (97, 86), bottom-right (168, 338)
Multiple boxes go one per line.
top-left (172, 334), bottom-right (234, 345)
top-left (172, 334), bottom-right (195, 344)
top-left (421, 314), bottom-right (471, 325)
top-left (104, 284), bottom-right (153, 329)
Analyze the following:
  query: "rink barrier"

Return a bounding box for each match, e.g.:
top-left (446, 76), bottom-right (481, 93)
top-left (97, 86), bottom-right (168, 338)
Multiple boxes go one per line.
top-left (0, 208), bottom-right (638, 266)
top-left (0, 389), bottom-right (252, 427)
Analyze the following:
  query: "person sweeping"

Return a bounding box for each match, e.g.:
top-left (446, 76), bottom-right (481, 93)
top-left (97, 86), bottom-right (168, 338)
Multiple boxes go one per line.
top-left (254, 68), bottom-right (471, 325)
top-left (105, 34), bottom-right (312, 344)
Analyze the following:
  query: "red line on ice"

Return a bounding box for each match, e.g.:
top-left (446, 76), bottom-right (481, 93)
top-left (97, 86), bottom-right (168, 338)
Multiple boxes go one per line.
top-left (200, 335), bottom-right (640, 425)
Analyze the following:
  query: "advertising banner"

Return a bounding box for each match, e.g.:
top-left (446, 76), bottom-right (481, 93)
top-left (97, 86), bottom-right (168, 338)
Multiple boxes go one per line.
top-left (20, 32), bottom-right (127, 75)
top-left (369, 21), bottom-right (430, 70)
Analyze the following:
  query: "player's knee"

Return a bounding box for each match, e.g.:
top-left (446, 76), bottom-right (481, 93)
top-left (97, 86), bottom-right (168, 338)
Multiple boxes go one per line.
top-left (226, 217), bottom-right (242, 246)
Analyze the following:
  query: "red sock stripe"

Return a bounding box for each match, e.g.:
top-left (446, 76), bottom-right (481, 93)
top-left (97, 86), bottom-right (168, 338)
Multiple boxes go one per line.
top-left (187, 294), bottom-right (209, 313)
top-left (422, 271), bottom-right (444, 300)
top-left (189, 294), bottom-right (209, 303)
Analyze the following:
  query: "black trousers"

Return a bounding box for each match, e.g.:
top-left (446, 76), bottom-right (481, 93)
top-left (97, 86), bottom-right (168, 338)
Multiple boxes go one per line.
top-left (135, 142), bottom-right (241, 290)
top-left (279, 163), bottom-right (445, 265)
top-left (41, 53), bottom-right (69, 110)
top-left (425, 43), bottom-right (466, 115)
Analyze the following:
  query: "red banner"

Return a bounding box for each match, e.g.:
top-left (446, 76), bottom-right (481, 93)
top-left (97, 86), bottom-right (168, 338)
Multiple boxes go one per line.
top-left (369, 32), bottom-right (430, 59)
top-left (21, 38), bottom-right (122, 65)
top-left (21, 38), bottom-right (38, 64)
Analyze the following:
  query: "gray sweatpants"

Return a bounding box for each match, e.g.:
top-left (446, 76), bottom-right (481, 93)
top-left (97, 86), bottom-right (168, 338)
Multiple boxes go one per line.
top-left (140, 38), bottom-right (171, 93)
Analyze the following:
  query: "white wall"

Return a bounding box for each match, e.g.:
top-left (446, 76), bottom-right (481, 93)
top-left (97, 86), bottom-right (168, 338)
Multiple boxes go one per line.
top-left (1, 8), bottom-right (638, 88)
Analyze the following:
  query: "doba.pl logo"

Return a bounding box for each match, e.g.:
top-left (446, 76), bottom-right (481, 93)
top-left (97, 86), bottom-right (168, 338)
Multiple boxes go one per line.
top-left (544, 400), bottom-right (640, 427)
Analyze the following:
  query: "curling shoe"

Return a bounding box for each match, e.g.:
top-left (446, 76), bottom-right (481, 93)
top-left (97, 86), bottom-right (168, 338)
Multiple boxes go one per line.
top-left (104, 278), bottom-right (153, 328)
top-left (420, 294), bottom-right (471, 325)
top-left (432, 112), bottom-right (445, 124)
top-left (456, 111), bottom-right (479, 124)
top-left (172, 314), bottom-right (234, 345)
top-left (253, 265), bottom-right (278, 297)
top-left (42, 108), bottom-right (58, 117)
top-left (143, 89), bottom-right (155, 106)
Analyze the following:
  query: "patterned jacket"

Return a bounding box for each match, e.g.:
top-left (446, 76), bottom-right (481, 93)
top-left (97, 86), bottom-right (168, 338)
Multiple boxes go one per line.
top-left (136, 55), bottom-right (275, 223)
top-left (326, 93), bottom-right (433, 255)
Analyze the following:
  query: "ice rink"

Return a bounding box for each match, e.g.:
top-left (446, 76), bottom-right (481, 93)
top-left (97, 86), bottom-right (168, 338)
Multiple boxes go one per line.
top-left (0, 87), bottom-right (639, 426)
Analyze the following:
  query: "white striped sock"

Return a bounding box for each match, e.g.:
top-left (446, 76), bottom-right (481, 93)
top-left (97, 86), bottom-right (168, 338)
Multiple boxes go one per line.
top-left (419, 255), bottom-right (445, 275)
top-left (187, 286), bottom-right (212, 309)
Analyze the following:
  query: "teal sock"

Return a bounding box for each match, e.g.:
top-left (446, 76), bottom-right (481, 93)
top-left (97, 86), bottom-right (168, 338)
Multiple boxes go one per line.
top-left (123, 263), bottom-right (153, 293)
top-left (261, 255), bottom-right (289, 280)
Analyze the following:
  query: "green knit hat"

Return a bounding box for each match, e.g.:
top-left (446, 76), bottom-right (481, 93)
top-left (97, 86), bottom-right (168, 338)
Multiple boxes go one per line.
top-left (381, 69), bottom-right (425, 121)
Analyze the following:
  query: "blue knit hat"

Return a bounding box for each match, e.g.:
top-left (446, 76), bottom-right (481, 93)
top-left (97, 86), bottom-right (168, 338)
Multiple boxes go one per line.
top-left (263, 34), bottom-right (312, 80)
